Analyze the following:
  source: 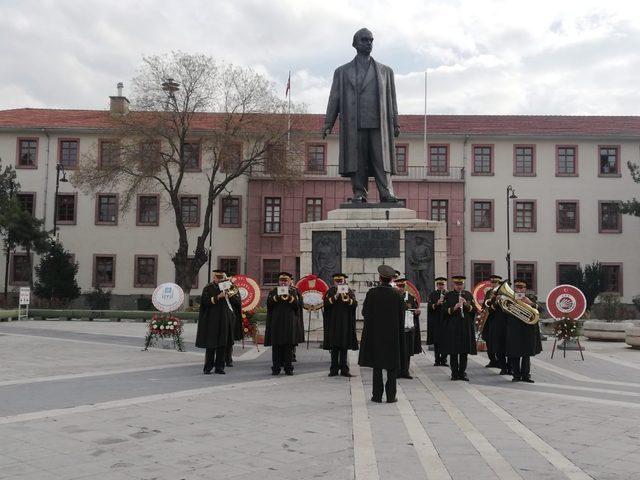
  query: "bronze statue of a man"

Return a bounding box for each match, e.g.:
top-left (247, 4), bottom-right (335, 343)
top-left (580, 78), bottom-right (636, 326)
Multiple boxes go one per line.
top-left (323, 28), bottom-right (400, 204)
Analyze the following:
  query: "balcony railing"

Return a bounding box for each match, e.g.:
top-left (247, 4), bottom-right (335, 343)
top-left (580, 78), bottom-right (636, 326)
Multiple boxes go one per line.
top-left (249, 164), bottom-right (465, 181)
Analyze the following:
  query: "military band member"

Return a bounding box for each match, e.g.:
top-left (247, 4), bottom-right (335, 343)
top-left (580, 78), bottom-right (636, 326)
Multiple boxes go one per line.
top-left (506, 279), bottom-right (542, 383)
top-left (323, 273), bottom-right (359, 377)
top-left (484, 278), bottom-right (510, 375)
top-left (427, 277), bottom-right (448, 367)
top-left (395, 276), bottom-right (422, 379)
top-left (195, 270), bottom-right (240, 375)
top-left (359, 265), bottom-right (405, 403)
top-left (225, 277), bottom-right (244, 368)
top-left (265, 272), bottom-right (303, 375)
top-left (442, 275), bottom-right (477, 381)
top-left (481, 274), bottom-right (503, 369)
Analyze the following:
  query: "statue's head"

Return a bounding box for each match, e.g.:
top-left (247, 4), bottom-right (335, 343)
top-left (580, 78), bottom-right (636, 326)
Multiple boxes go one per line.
top-left (352, 28), bottom-right (373, 55)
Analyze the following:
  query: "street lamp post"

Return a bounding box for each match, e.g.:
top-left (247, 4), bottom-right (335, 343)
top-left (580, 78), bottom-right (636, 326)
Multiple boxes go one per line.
top-left (53, 163), bottom-right (68, 237)
top-left (505, 185), bottom-right (517, 283)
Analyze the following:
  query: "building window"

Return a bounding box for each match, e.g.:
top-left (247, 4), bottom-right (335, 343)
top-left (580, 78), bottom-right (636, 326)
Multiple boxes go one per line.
top-left (514, 145), bottom-right (535, 175)
top-left (10, 253), bottom-right (31, 285)
top-left (472, 145), bottom-right (493, 174)
top-left (134, 256), bottom-right (157, 288)
top-left (56, 194), bottom-right (76, 224)
top-left (179, 196), bottom-right (200, 226)
top-left (556, 145), bottom-right (577, 176)
top-left (430, 199), bottom-right (448, 234)
top-left (262, 259), bottom-right (281, 285)
top-left (395, 144), bottom-right (408, 174)
top-left (218, 257), bottom-right (240, 276)
top-left (599, 145), bottom-right (619, 175)
top-left (183, 141), bottom-right (201, 171)
top-left (17, 193), bottom-right (35, 216)
top-left (429, 145), bottom-right (448, 175)
top-left (59, 139), bottom-right (79, 168)
top-left (220, 143), bottom-right (242, 172)
top-left (94, 255), bottom-right (116, 287)
top-left (472, 262), bottom-right (493, 286)
top-left (305, 198), bottom-right (323, 222)
top-left (138, 195), bottom-right (159, 226)
top-left (306, 144), bottom-right (326, 173)
top-left (99, 140), bottom-right (118, 167)
top-left (557, 263), bottom-right (580, 285)
top-left (472, 200), bottom-right (493, 231)
top-left (557, 201), bottom-right (579, 232)
top-left (514, 201), bottom-right (536, 232)
top-left (220, 196), bottom-right (241, 227)
top-left (599, 201), bottom-right (622, 233)
top-left (602, 264), bottom-right (622, 294)
top-left (264, 197), bottom-right (281, 233)
top-left (17, 138), bottom-right (38, 168)
top-left (514, 263), bottom-right (536, 292)
top-left (96, 194), bottom-right (118, 225)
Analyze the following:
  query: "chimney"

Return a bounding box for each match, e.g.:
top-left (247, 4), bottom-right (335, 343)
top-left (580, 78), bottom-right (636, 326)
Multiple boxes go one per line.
top-left (109, 82), bottom-right (130, 115)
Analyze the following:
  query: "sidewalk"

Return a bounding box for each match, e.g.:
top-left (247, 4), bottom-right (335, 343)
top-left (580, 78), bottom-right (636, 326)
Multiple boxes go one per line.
top-left (1, 320), bottom-right (639, 479)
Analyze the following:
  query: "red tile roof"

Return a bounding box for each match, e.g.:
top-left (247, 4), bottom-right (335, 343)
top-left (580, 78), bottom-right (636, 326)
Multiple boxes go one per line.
top-left (2, 108), bottom-right (640, 136)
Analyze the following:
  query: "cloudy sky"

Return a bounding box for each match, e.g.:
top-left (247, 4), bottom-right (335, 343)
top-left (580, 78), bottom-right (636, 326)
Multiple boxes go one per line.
top-left (2, 0), bottom-right (640, 115)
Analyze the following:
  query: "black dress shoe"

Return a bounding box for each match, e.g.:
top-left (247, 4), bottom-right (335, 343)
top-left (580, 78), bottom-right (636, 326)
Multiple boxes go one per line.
top-left (399, 374), bottom-right (413, 379)
top-left (214, 369), bottom-right (226, 374)
top-left (284, 370), bottom-right (294, 376)
top-left (459, 374), bottom-right (469, 381)
top-left (381, 195), bottom-right (399, 203)
top-left (271, 369), bottom-right (280, 376)
top-left (371, 397), bottom-right (382, 403)
top-left (340, 372), bottom-right (353, 378)
top-left (328, 371), bottom-right (338, 377)
top-left (512, 376), bottom-right (521, 382)
top-left (451, 374), bottom-right (459, 381)
top-left (440, 363), bottom-right (449, 367)
top-left (522, 376), bottom-right (535, 383)
top-left (387, 398), bottom-right (398, 403)
top-left (226, 361), bottom-right (233, 367)
top-left (203, 370), bottom-right (212, 375)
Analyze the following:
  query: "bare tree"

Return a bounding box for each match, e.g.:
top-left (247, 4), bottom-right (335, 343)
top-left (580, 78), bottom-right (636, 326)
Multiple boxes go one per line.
top-left (74, 52), bottom-right (304, 302)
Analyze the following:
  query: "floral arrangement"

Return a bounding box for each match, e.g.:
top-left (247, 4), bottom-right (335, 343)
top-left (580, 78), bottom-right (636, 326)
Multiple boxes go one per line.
top-left (242, 310), bottom-right (258, 342)
top-left (553, 317), bottom-right (580, 341)
top-left (143, 314), bottom-right (185, 351)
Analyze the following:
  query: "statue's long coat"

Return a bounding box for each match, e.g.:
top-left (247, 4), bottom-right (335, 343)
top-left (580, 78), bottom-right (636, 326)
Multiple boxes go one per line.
top-left (324, 57), bottom-right (399, 176)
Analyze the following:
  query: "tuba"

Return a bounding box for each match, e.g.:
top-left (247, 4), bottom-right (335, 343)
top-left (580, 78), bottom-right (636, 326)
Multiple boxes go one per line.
top-left (495, 280), bottom-right (539, 325)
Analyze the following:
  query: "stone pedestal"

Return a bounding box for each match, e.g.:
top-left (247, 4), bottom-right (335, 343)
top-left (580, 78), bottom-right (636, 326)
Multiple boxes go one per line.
top-left (300, 207), bottom-right (447, 318)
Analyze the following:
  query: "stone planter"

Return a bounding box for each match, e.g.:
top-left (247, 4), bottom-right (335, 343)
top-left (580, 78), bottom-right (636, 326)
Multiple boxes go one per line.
top-left (583, 320), bottom-right (634, 341)
top-left (625, 326), bottom-right (640, 349)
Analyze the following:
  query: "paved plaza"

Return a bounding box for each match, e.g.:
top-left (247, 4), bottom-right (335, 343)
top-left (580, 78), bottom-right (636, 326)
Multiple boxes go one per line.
top-left (0, 320), bottom-right (639, 480)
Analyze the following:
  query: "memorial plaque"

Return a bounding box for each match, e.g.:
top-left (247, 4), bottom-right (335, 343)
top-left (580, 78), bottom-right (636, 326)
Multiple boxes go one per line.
top-left (346, 229), bottom-right (400, 258)
top-left (405, 230), bottom-right (434, 302)
top-left (312, 231), bottom-right (341, 285)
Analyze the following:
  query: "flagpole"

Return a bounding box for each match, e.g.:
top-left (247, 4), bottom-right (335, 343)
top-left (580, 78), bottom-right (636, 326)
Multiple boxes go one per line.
top-left (287, 70), bottom-right (291, 150)
top-left (423, 70), bottom-right (428, 167)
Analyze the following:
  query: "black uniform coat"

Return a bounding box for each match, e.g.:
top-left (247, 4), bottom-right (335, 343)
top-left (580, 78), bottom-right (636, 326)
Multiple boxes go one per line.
top-left (485, 295), bottom-right (508, 354)
top-left (358, 283), bottom-right (405, 370)
top-left (506, 294), bottom-right (543, 357)
top-left (426, 289), bottom-right (446, 346)
top-left (230, 287), bottom-right (244, 341)
top-left (441, 290), bottom-right (477, 355)
top-left (293, 286), bottom-right (306, 344)
top-left (264, 287), bottom-right (303, 347)
top-left (322, 286), bottom-right (359, 350)
top-left (195, 282), bottom-right (238, 349)
top-left (401, 291), bottom-right (422, 356)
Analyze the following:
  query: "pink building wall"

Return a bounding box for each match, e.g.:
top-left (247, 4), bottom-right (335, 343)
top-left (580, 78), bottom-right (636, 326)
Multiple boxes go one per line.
top-left (247, 177), bottom-right (465, 300)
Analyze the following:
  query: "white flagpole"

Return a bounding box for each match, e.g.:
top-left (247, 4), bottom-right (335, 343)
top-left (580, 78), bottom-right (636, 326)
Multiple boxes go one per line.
top-left (287, 70), bottom-right (292, 150)
top-left (424, 70), bottom-right (428, 167)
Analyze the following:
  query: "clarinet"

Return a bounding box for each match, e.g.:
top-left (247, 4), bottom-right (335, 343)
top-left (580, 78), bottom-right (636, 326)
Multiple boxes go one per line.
top-left (459, 291), bottom-right (465, 318)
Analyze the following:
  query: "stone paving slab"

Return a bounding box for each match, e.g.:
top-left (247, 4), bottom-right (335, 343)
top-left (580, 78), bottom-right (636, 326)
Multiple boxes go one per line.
top-left (1, 320), bottom-right (640, 479)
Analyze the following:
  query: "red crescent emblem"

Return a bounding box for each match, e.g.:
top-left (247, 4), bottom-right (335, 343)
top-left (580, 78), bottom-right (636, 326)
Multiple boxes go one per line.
top-left (231, 275), bottom-right (261, 312)
top-left (296, 274), bottom-right (330, 311)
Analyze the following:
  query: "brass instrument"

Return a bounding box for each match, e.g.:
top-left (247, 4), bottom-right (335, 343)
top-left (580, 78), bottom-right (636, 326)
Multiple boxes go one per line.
top-left (475, 289), bottom-right (494, 334)
top-left (494, 280), bottom-right (539, 325)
